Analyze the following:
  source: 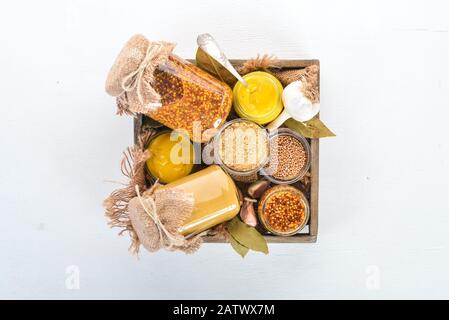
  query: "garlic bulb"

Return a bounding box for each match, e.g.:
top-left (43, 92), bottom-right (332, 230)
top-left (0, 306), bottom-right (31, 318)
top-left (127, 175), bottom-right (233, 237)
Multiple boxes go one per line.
top-left (282, 80), bottom-right (320, 122)
top-left (267, 80), bottom-right (320, 132)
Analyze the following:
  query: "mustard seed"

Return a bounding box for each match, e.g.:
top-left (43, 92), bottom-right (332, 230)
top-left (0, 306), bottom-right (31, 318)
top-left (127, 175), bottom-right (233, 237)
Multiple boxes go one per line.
top-left (266, 134), bottom-right (307, 180)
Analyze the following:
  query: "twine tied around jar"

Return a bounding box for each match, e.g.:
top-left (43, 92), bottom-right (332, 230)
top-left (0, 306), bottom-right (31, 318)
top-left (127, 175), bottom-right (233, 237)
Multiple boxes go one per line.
top-left (129, 184), bottom-right (203, 253)
top-left (120, 42), bottom-right (164, 109)
top-left (105, 34), bottom-right (175, 115)
top-left (101, 125), bottom-right (198, 254)
top-left (103, 125), bottom-right (227, 255)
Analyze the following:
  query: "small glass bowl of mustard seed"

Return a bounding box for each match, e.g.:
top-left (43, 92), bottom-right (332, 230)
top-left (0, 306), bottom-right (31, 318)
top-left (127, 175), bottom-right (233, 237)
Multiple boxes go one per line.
top-left (260, 128), bottom-right (311, 185)
top-left (258, 185), bottom-right (310, 236)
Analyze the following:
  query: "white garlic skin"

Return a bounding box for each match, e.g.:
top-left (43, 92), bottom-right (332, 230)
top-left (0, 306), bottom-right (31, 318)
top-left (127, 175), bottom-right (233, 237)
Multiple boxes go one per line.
top-left (282, 80), bottom-right (320, 122)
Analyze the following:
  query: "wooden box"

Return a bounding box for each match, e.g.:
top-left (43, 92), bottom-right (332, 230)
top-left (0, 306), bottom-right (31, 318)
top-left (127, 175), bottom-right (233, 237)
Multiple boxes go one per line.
top-left (134, 59), bottom-right (319, 243)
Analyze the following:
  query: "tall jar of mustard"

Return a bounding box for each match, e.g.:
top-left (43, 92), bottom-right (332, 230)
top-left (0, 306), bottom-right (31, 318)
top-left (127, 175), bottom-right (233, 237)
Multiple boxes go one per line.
top-left (105, 34), bottom-right (233, 143)
top-left (158, 165), bottom-right (241, 236)
top-left (233, 71), bottom-right (284, 125)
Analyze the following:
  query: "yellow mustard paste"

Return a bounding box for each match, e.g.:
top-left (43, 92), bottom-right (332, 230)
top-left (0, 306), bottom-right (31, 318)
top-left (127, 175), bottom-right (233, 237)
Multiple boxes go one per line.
top-left (159, 165), bottom-right (241, 236)
top-left (146, 132), bottom-right (194, 184)
top-left (233, 71), bottom-right (284, 124)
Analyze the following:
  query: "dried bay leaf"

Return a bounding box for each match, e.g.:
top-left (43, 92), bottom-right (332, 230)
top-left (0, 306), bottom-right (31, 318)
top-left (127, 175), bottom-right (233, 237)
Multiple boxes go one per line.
top-left (226, 217), bottom-right (268, 254)
top-left (195, 47), bottom-right (237, 86)
top-left (285, 116), bottom-right (336, 139)
top-left (229, 235), bottom-right (249, 258)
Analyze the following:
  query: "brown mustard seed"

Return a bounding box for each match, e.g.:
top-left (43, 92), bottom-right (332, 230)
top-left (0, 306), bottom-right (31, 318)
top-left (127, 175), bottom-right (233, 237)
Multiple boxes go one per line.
top-left (262, 189), bottom-right (306, 233)
top-left (266, 134), bottom-right (307, 180)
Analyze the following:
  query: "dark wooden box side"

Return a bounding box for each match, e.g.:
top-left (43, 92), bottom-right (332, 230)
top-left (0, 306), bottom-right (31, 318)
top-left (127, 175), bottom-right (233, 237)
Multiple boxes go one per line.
top-left (134, 59), bottom-right (319, 243)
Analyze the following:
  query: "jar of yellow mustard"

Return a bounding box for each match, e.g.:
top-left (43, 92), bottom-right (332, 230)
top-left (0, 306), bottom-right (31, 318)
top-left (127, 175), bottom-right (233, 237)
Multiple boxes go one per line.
top-left (159, 165), bottom-right (241, 236)
top-left (233, 71), bottom-right (284, 125)
top-left (146, 131), bottom-right (194, 184)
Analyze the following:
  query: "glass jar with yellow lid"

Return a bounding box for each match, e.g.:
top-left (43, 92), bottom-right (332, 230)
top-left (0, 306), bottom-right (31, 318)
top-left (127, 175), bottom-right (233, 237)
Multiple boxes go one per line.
top-left (233, 71), bottom-right (284, 125)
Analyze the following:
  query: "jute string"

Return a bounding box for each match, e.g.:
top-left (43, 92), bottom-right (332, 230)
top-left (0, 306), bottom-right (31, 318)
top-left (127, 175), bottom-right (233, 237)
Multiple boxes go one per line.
top-left (105, 35), bottom-right (175, 115)
top-left (134, 184), bottom-right (186, 250)
top-left (120, 42), bottom-right (165, 109)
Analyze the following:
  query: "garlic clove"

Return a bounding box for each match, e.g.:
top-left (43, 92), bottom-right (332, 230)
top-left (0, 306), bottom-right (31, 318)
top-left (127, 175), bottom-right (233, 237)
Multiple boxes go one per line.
top-left (282, 80), bottom-right (320, 122)
top-left (240, 200), bottom-right (258, 227)
top-left (248, 180), bottom-right (270, 199)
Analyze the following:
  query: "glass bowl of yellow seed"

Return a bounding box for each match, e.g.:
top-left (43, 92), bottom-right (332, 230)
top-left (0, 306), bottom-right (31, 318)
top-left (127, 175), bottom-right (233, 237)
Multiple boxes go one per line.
top-left (260, 128), bottom-right (311, 185)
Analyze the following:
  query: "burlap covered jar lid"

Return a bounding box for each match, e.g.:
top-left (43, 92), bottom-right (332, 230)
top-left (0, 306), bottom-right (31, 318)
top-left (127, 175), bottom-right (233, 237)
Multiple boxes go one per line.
top-left (105, 34), bottom-right (175, 112)
top-left (105, 34), bottom-right (150, 97)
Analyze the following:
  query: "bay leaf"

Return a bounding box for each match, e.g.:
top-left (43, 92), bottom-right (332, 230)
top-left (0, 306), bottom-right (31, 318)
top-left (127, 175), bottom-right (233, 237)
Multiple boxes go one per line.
top-left (284, 116), bottom-right (336, 138)
top-left (195, 47), bottom-right (238, 86)
top-left (227, 217), bottom-right (268, 254)
top-left (229, 235), bottom-right (249, 258)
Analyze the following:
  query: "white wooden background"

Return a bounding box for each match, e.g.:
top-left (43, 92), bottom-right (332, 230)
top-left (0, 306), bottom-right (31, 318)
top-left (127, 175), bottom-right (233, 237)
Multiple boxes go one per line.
top-left (1, 0), bottom-right (449, 299)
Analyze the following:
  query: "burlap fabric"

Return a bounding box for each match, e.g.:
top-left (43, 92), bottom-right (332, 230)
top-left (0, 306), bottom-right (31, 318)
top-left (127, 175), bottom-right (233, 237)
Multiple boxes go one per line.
top-left (105, 34), bottom-right (175, 115)
top-left (103, 127), bottom-right (227, 255)
top-left (128, 185), bottom-right (203, 253)
top-left (103, 148), bottom-right (203, 254)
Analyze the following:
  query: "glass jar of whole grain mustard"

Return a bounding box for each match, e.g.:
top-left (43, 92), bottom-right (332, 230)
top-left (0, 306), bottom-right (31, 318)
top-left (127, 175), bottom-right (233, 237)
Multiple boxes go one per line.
top-left (258, 185), bottom-right (309, 236)
top-left (105, 35), bottom-right (233, 143)
top-left (148, 55), bottom-right (233, 142)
